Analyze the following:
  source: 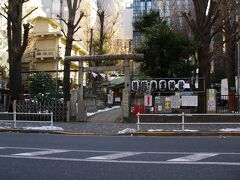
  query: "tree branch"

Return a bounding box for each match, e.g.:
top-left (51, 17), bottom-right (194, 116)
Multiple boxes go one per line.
top-left (76, 0), bottom-right (81, 10)
top-left (57, 15), bottom-right (68, 26)
top-left (74, 25), bottom-right (81, 34)
top-left (21, 23), bottom-right (32, 55)
top-left (74, 12), bottom-right (84, 29)
top-left (0, 3), bottom-right (10, 20)
top-left (73, 38), bottom-right (82, 42)
top-left (60, 28), bottom-right (67, 38)
top-left (22, 7), bottom-right (38, 20)
top-left (0, 12), bottom-right (7, 20)
top-left (67, 0), bottom-right (73, 12)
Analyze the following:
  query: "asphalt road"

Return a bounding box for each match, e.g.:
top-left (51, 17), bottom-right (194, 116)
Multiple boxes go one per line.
top-left (0, 133), bottom-right (240, 180)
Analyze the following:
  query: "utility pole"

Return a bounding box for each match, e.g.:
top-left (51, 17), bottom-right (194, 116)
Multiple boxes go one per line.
top-left (238, 41), bottom-right (240, 97)
top-left (89, 28), bottom-right (94, 95)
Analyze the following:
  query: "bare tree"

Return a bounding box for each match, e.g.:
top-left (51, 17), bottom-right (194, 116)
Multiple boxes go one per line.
top-left (57, 0), bottom-right (84, 102)
top-left (182, 0), bottom-right (223, 90)
top-left (220, 0), bottom-right (240, 91)
top-left (95, 1), bottom-right (120, 56)
top-left (0, 0), bottom-right (37, 101)
top-left (182, 0), bottom-right (225, 113)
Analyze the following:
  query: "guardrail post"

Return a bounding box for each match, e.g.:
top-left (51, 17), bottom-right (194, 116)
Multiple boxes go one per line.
top-left (13, 100), bottom-right (17, 128)
top-left (67, 101), bottom-right (70, 122)
top-left (13, 111), bottom-right (16, 128)
top-left (50, 112), bottom-right (53, 128)
top-left (181, 112), bottom-right (185, 131)
top-left (137, 113), bottom-right (140, 131)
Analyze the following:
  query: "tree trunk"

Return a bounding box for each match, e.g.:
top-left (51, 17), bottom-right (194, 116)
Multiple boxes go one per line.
top-left (99, 11), bottom-right (104, 56)
top-left (226, 37), bottom-right (236, 91)
top-left (197, 42), bottom-right (211, 113)
top-left (63, 26), bottom-right (74, 101)
top-left (8, 1), bottom-right (23, 100)
top-left (225, 27), bottom-right (237, 112)
top-left (198, 46), bottom-right (211, 90)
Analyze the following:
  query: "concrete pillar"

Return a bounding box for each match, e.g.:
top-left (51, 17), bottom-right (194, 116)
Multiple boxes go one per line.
top-left (122, 60), bottom-right (131, 119)
top-left (77, 60), bottom-right (87, 121)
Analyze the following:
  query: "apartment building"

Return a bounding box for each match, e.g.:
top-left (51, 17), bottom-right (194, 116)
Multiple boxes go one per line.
top-left (39, 0), bottom-right (97, 51)
top-left (22, 16), bottom-right (88, 91)
top-left (0, 0), bottom-right (8, 77)
top-left (109, 0), bottom-right (133, 54)
top-left (133, 0), bottom-right (193, 47)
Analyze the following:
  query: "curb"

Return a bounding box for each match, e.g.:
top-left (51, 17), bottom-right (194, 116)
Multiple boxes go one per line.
top-left (50, 131), bottom-right (97, 136)
top-left (1, 128), bottom-right (240, 136)
top-left (0, 128), bottom-right (96, 136)
top-left (131, 131), bottom-right (240, 136)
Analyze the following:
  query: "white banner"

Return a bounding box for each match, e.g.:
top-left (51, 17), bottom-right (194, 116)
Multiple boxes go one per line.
top-left (181, 96), bottom-right (198, 107)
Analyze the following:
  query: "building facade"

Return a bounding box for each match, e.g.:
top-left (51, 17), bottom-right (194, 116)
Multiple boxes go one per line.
top-left (110, 1), bottom-right (133, 54)
top-left (0, 0), bottom-right (8, 77)
top-left (22, 16), bottom-right (88, 92)
top-left (133, 0), bottom-right (193, 48)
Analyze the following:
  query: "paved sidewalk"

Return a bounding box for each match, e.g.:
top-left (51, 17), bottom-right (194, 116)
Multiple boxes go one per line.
top-left (54, 121), bottom-right (240, 134)
top-left (1, 107), bottom-right (240, 135)
top-left (1, 121), bottom-right (240, 136)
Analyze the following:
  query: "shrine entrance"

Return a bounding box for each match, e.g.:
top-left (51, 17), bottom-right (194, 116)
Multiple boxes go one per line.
top-left (65, 54), bottom-right (144, 121)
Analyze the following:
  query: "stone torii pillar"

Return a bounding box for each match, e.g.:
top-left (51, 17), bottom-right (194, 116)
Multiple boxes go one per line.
top-left (65, 54), bottom-right (144, 121)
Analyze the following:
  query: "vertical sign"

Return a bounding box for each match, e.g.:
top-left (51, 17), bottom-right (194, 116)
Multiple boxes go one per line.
top-left (155, 96), bottom-right (162, 112)
top-left (207, 89), bottom-right (216, 113)
top-left (165, 97), bottom-right (171, 110)
top-left (144, 95), bottom-right (152, 106)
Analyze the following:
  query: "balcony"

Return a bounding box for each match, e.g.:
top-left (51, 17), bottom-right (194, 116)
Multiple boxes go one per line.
top-left (30, 30), bottom-right (62, 38)
top-left (35, 48), bottom-right (57, 60)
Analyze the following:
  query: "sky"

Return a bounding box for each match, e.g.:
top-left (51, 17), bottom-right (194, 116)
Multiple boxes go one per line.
top-left (124, 0), bottom-right (133, 3)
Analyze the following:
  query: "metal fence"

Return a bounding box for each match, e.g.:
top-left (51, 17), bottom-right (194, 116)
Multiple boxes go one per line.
top-left (130, 94), bottom-right (240, 115)
top-left (0, 111), bottom-right (53, 128)
top-left (16, 101), bottom-right (67, 122)
top-left (136, 113), bottom-right (240, 131)
top-left (216, 94), bottom-right (240, 113)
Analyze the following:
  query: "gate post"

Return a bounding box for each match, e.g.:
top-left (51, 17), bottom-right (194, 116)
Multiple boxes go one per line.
top-left (77, 59), bottom-right (87, 121)
top-left (122, 59), bottom-right (131, 119)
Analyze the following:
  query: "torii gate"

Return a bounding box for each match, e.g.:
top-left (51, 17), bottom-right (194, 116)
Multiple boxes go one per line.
top-left (65, 54), bottom-right (144, 121)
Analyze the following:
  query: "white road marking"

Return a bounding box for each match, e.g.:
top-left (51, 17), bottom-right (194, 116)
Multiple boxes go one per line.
top-left (12, 150), bottom-right (69, 156)
top-left (1, 146), bottom-right (240, 155)
top-left (87, 152), bottom-right (142, 160)
top-left (167, 153), bottom-right (218, 162)
top-left (0, 154), bottom-right (240, 166)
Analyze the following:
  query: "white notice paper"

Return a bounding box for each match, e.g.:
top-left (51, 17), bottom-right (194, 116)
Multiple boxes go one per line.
top-left (181, 96), bottom-right (198, 107)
